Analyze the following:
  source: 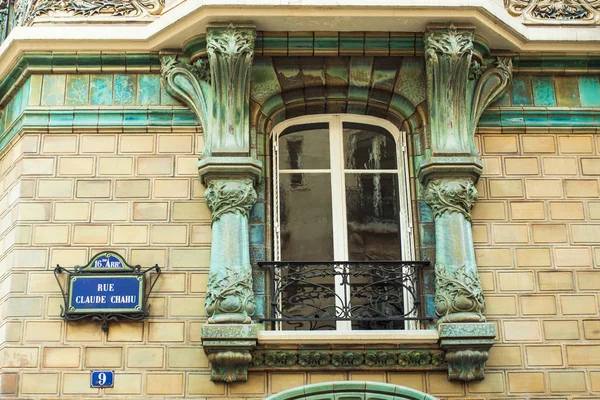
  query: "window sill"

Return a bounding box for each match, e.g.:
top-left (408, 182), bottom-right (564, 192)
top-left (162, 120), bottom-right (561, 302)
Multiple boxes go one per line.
top-left (257, 329), bottom-right (439, 345)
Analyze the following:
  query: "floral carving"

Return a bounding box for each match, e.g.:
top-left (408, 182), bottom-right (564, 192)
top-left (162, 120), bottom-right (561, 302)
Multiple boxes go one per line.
top-left (505, 0), bottom-right (600, 24)
top-left (424, 25), bottom-right (474, 60)
top-left (435, 264), bottom-right (485, 322)
top-left (204, 179), bottom-right (257, 222)
top-left (207, 23), bottom-right (256, 62)
top-left (14, 0), bottom-right (164, 26)
top-left (424, 179), bottom-right (478, 222)
top-left (206, 265), bottom-right (255, 324)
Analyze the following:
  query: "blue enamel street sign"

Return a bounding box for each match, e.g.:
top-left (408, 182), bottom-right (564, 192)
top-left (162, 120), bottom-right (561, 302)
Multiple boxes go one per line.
top-left (55, 251), bottom-right (161, 331)
top-left (91, 370), bottom-right (114, 388)
top-left (69, 275), bottom-right (143, 313)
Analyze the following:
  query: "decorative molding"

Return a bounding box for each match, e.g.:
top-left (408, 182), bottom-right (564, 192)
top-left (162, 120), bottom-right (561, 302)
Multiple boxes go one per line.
top-left (434, 264), bottom-right (485, 323)
top-left (204, 179), bottom-right (257, 222)
top-left (505, 0), bottom-right (600, 24)
top-left (202, 324), bottom-right (258, 383)
top-left (205, 265), bottom-right (255, 324)
top-left (14, 0), bottom-right (164, 26)
top-left (250, 350), bottom-right (446, 369)
top-left (424, 179), bottom-right (478, 222)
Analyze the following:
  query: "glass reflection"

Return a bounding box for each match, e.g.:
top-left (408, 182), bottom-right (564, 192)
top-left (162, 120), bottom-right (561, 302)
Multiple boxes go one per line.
top-left (343, 122), bottom-right (397, 170)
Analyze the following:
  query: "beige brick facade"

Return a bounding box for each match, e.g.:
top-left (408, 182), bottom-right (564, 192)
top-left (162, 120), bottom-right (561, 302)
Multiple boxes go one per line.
top-left (2, 125), bottom-right (600, 398)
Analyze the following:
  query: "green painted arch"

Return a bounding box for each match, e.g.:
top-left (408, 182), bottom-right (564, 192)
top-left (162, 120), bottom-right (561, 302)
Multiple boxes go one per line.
top-left (265, 381), bottom-right (438, 400)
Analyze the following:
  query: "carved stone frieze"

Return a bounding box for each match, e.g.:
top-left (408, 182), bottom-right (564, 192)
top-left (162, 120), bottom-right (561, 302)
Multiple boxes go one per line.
top-left (14, 0), bottom-right (164, 26)
top-left (250, 350), bottom-right (446, 370)
top-left (505, 0), bottom-right (600, 24)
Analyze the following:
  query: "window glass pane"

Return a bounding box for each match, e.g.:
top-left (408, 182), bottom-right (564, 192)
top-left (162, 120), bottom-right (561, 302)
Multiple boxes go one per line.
top-left (279, 173), bottom-right (334, 261)
top-left (345, 173), bottom-right (401, 261)
top-left (279, 123), bottom-right (330, 169)
top-left (343, 122), bottom-right (397, 170)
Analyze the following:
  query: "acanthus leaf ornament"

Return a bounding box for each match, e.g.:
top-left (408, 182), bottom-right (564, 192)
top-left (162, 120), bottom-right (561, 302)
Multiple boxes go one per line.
top-left (434, 264), bottom-right (485, 322)
top-left (505, 0), bottom-right (600, 24)
top-left (204, 179), bottom-right (257, 223)
top-left (424, 179), bottom-right (478, 222)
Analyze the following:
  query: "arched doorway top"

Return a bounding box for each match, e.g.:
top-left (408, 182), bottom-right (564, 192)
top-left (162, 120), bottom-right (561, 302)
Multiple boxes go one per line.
top-left (265, 381), bottom-right (438, 400)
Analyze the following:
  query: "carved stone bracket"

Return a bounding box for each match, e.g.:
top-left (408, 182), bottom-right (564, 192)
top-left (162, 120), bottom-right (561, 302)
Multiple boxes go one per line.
top-left (438, 322), bottom-right (496, 381)
top-left (160, 22), bottom-right (260, 383)
top-left (202, 324), bottom-right (258, 383)
top-left (505, 0), bottom-right (600, 25)
top-left (420, 24), bottom-right (512, 382)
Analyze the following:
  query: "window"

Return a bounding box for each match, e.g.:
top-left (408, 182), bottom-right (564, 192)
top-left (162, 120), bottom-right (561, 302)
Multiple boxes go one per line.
top-left (266, 115), bottom-right (419, 331)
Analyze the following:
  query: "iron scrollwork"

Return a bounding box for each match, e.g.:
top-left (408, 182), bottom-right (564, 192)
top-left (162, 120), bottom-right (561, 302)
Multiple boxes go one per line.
top-left (54, 251), bottom-right (161, 332)
top-left (258, 261), bottom-right (432, 331)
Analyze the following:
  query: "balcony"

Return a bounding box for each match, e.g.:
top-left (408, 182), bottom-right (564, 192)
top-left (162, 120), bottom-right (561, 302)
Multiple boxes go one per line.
top-left (258, 261), bottom-right (432, 331)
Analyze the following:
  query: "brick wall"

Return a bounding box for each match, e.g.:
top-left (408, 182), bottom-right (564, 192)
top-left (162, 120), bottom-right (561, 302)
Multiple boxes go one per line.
top-left (2, 126), bottom-right (600, 398)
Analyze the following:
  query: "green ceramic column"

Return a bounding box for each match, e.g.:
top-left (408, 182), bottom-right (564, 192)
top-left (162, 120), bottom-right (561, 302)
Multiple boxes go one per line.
top-left (161, 22), bottom-right (261, 383)
top-left (419, 24), bottom-right (512, 381)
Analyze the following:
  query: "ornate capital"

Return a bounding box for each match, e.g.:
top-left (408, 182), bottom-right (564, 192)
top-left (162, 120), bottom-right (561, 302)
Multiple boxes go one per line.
top-left (505, 0), bottom-right (600, 25)
top-left (204, 179), bottom-right (257, 222)
top-left (424, 179), bottom-right (478, 222)
top-left (420, 24), bottom-right (512, 184)
top-left (160, 22), bottom-right (256, 158)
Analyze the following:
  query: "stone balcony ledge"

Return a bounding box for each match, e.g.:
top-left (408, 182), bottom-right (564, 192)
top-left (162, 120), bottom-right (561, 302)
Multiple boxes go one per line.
top-left (258, 330), bottom-right (440, 346)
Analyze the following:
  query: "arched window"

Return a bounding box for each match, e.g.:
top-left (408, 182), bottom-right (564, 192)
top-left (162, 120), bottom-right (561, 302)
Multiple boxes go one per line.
top-left (267, 115), bottom-right (419, 331)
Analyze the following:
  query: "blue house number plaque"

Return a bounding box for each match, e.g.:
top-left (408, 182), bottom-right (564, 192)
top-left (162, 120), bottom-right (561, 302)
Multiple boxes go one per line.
top-left (91, 370), bottom-right (114, 388)
top-left (55, 251), bottom-right (161, 332)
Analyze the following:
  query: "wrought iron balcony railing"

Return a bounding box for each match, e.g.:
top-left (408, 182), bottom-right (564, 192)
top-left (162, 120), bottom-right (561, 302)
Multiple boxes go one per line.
top-left (258, 261), bottom-right (432, 331)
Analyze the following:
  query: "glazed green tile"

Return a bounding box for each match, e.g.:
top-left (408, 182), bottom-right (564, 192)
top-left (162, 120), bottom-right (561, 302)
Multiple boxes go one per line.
top-left (479, 109), bottom-right (501, 126)
top-left (123, 109), bottom-right (148, 126)
top-left (137, 74), bottom-right (161, 105)
top-left (339, 32), bottom-right (364, 55)
top-left (65, 75), bottom-right (90, 106)
top-left (73, 109), bottom-right (99, 127)
top-left (390, 33), bottom-right (415, 55)
top-left (148, 109), bottom-right (172, 126)
top-left (288, 33), bottom-right (313, 55)
top-left (532, 76), bottom-right (556, 106)
top-left (500, 109), bottom-right (525, 127)
top-left (587, 57), bottom-right (600, 73)
top-left (21, 110), bottom-right (50, 127)
top-left (90, 74), bottom-right (113, 106)
top-left (570, 110), bottom-right (595, 126)
top-left (3, 99), bottom-right (14, 131)
top-left (20, 78), bottom-right (31, 111)
top-left (262, 33), bottom-right (287, 55)
top-left (102, 53), bottom-right (126, 71)
top-left (578, 76), bottom-right (600, 107)
top-left (365, 33), bottom-right (390, 55)
top-left (314, 33), bottom-right (338, 55)
top-left (395, 58), bottom-right (426, 105)
top-left (27, 75), bottom-right (42, 106)
top-left (160, 83), bottom-right (180, 105)
top-left (49, 110), bottom-right (74, 127)
top-left (547, 109), bottom-right (572, 127)
top-left (52, 53), bottom-right (77, 72)
top-left (77, 53), bottom-right (102, 72)
top-left (524, 109), bottom-right (548, 127)
top-left (113, 74), bottom-right (137, 106)
top-left (126, 54), bottom-right (150, 72)
top-left (172, 109), bottom-right (197, 125)
top-left (41, 74), bottom-right (66, 106)
top-left (554, 76), bottom-right (581, 107)
top-left (98, 109), bottom-right (123, 126)
top-left (12, 87), bottom-right (24, 118)
top-left (511, 75), bottom-right (533, 106)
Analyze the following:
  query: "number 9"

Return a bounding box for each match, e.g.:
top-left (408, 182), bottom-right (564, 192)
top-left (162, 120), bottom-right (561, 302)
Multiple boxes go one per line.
top-left (98, 372), bottom-right (106, 386)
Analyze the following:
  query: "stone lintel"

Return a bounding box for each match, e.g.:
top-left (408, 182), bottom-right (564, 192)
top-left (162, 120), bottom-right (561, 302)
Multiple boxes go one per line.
top-left (202, 324), bottom-right (258, 383)
top-left (438, 322), bottom-right (496, 382)
top-left (198, 156), bottom-right (262, 186)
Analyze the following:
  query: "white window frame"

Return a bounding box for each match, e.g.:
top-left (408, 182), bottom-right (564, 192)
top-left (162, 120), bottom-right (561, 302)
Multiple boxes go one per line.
top-left (271, 114), bottom-right (416, 330)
